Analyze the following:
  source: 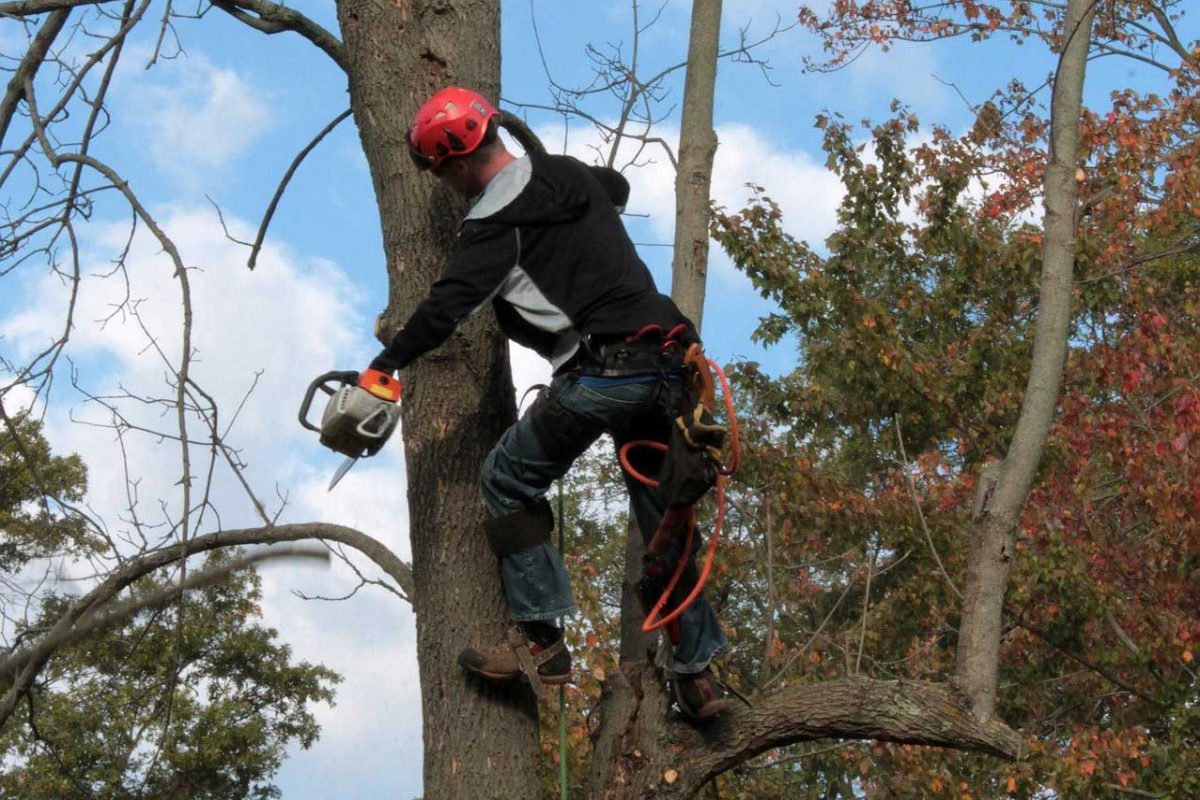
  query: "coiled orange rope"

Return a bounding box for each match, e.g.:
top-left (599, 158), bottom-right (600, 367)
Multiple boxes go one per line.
top-left (618, 358), bottom-right (739, 633)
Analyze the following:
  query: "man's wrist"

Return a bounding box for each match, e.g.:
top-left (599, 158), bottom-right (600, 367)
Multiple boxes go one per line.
top-left (370, 354), bottom-right (400, 374)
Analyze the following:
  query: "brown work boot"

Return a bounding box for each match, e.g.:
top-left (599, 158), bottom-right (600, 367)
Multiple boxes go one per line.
top-left (458, 624), bottom-right (571, 693)
top-left (671, 667), bottom-right (734, 722)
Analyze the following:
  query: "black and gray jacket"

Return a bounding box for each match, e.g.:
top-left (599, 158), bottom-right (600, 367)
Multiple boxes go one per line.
top-left (379, 152), bottom-right (694, 372)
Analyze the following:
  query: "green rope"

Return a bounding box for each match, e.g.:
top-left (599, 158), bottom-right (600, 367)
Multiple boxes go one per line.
top-left (557, 478), bottom-right (568, 800)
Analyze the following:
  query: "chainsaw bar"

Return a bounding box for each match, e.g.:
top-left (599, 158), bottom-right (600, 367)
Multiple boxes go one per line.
top-left (328, 455), bottom-right (358, 491)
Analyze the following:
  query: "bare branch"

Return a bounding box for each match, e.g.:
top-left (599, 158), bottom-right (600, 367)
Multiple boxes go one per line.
top-left (763, 570), bottom-right (855, 688)
top-left (0, 546), bottom-right (329, 696)
top-left (514, 0), bottom-right (793, 172)
top-left (145, 0), bottom-right (181, 68)
top-left (856, 544), bottom-right (875, 674)
top-left (209, 0), bottom-right (348, 73)
top-left (1146, 3), bottom-right (1199, 68)
top-left (241, 108), bottom-right (352, 270)
top-left (0, 9), bottom-right (68, 149)
top-left (0, 0), bottom-right (110, 16)
top-left (1, 0), bottom-right (152, 190)
top-left (1018, 622), bottom-right (1163, 708)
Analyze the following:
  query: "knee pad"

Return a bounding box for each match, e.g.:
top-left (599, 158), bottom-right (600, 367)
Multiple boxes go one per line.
top-left (484, 498), bottom-right (554, 557)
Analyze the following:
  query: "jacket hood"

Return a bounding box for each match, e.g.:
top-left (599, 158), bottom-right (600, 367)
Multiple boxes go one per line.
top-left (466, 154), bottom-right (589, 226)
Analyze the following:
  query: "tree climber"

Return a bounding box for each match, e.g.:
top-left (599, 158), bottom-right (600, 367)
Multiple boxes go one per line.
top-left (370, 86), bottom-right (731, 720)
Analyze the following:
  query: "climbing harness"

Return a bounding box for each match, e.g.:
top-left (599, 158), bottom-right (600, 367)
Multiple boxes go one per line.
top-left (614, 325), bottom-right (741, 635)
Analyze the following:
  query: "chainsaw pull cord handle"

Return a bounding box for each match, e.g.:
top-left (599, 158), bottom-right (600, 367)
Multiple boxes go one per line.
top-left (298, 370), bottom-right (360, 433)
top-left (618, 357), bottom-right (739, 634)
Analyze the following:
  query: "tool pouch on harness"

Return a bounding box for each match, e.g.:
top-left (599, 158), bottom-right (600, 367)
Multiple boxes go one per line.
top-left (656, 344), bottom-right (727, 510)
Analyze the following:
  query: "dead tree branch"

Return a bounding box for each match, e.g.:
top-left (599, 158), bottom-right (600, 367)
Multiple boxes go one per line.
top-left (209, 0), bottom-right (348, 72)
top-left (0, 546), bottom-right (329, 701)
top-left (0, 9), bottom-right (68, 148)
top-left (0, 0), bottom-right (109, 16)
top-left (233, 108), bottom-right (352, 270)
top-left (0, 522), bottom-right (411, 730)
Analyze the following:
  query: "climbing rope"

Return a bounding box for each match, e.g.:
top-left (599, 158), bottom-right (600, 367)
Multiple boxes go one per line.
top-left (618, 357), bottom-right (740, 634)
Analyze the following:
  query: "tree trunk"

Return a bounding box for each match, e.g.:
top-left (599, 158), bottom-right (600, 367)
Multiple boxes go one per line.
top-left (955, 0), bottom-right (1097, 720)
top-left (335, 2), bottom-right (543, 798)
top-left (669, 0), bottom-right (722, 328)
top-left (619, 514), bottom-right (656, 662)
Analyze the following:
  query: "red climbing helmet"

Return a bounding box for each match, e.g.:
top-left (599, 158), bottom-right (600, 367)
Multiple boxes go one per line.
top-left (408, 86), bottom-right (499, 172)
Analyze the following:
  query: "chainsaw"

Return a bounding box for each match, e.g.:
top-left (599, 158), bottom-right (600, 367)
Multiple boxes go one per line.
top-left (299, 368), bottom-right (403, 490)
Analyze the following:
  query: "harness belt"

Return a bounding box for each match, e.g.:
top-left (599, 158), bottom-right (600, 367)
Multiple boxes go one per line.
top-left (573, 324), bottom-right (692, 378)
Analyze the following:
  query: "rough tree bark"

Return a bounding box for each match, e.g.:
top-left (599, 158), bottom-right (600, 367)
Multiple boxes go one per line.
top-left (669, 0), bottom-right (722, 329)
top-left (334, 2), bottom-right (542, 798)
top-left (955, 0), bottom-right (1098, 720)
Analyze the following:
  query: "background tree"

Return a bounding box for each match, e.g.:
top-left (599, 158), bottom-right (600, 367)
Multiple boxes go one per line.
top-left (797, 0), bottom-right (1196, 722)
top-left (690, 0), bottom-right (1198, 790)
top-left (0, 560), bottom-right (337, 800)
top-left (0, 417), bottom-right (337, 797)
top-left (0, 412), bottom-right (91, 573)
top-left (670, 0), bottom-right (722, 328)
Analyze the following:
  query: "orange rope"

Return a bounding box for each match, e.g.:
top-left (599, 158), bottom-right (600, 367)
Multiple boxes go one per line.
top-left (617, 358), bottom-right (739, 634)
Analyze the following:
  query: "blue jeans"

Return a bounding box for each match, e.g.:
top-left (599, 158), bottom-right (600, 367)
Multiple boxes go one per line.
top-left (480, 372), bottom-right (727, 675)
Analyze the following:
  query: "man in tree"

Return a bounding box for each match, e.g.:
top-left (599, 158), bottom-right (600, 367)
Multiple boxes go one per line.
top-left (370, 86), bottom-right (731, 720)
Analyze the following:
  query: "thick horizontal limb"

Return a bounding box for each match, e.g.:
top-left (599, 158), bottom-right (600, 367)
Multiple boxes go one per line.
top-left (0, 0), bottom-right (110, 16)
top-left (596, 667), bottom-right (1022, 799)
top-left (697, 677), bottom-right (1022, 769)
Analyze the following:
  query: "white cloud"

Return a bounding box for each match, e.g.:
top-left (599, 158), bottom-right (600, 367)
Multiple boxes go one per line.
top-left (287, 460), bottom-right (411, 555)
top-left (0, 203), bottom-right (371, 534)
top-left (0, 382), bottom-right (37, 418)
top-left (257, 537), bottom-right (421, 800)
top-left (121, 52), bottom-right (272, 180)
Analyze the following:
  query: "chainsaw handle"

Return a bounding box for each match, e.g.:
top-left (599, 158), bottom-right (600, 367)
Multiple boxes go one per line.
top-left (298, 370), bottom-right (359, 433)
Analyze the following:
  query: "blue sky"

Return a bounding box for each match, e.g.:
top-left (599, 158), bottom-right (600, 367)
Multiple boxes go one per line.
top-left (0, 1), bottom-right (1192, 798)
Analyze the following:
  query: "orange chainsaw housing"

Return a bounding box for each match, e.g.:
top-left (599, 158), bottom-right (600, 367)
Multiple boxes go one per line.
top-left (359, 368), bottom-right (403, 403)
